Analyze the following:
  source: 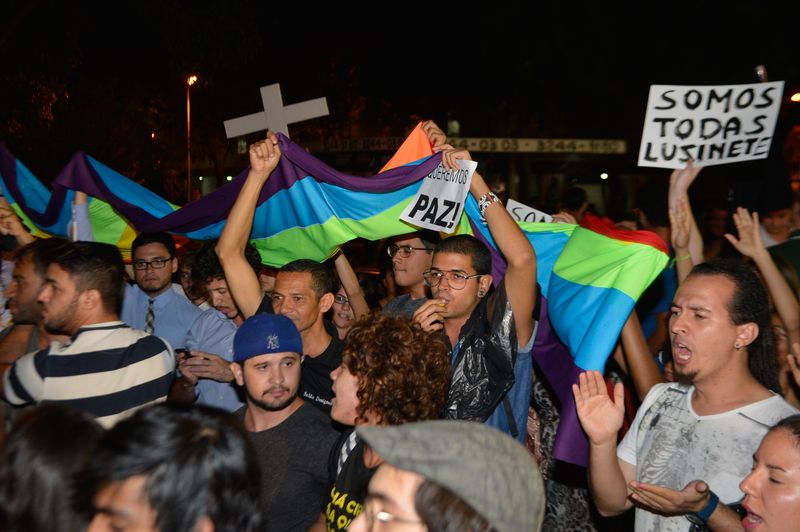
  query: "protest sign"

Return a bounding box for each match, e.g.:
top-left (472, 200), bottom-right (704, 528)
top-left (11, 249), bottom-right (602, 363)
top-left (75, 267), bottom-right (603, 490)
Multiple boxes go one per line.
top-left (506, 198), bottom-right (553, 223)
top-left (638, 81), bottom-right (784, 169)
top-left (400, 160), bottom-right (476, 233)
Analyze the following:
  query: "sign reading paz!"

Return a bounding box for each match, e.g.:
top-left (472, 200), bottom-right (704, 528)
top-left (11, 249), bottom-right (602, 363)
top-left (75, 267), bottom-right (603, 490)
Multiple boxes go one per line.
top-left (400, 160), bottom-right (477, 233)
top-left (638, 81), bottom-right (784, 169)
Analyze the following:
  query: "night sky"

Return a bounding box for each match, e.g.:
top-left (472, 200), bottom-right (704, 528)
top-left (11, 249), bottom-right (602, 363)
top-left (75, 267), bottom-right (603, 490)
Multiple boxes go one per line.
top-left (1, 0), bottom-right (798, 207)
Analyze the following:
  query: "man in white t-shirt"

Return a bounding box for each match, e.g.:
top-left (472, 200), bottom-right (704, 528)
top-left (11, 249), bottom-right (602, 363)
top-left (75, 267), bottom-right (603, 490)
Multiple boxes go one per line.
top-left (574, 260), bottom-right (798, 531)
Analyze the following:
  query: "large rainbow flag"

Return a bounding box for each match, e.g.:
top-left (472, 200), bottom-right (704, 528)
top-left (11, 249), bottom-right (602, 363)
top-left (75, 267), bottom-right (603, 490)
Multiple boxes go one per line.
top-left (0, 124), bottom-right (668, 465)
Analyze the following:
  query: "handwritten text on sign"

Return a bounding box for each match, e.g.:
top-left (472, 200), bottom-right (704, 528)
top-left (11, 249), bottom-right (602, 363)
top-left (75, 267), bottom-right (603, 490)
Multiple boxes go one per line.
top-left (506, 199), bottom-right (553, 223)
top-left (637, 81), bottom-right (784, 169)
top-left (400, 160), bottom-right (477, 233)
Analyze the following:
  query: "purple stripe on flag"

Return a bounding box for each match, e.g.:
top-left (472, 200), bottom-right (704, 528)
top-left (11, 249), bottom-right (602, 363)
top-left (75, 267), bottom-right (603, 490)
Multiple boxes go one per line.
top-left (532, 296), bottom-right (589, 466)
top-left (468, 216), bottom-right (508, 285)
top-left (54, 153), bottom-right (157, 228)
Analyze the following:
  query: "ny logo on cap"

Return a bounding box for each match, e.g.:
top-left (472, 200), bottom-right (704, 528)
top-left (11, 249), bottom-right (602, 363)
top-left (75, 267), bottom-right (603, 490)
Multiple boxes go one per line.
top-left (266, 334), bottom-right (280, 350)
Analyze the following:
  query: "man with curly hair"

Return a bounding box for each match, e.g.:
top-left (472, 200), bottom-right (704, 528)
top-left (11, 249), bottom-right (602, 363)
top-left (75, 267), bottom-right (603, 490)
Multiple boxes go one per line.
top-left (309, 314), bottom-right (451, 532)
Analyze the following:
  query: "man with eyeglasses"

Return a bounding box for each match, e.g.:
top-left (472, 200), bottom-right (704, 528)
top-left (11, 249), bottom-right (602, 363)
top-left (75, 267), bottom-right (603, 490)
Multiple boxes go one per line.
top-left (121, 232), bottom-right (202, 351)
top-left (412, 145), bottom-right (537, 443)
top-left (348, 420), bottom-right (545, 532)
top-left (381, 229), bottom-right (440, 319)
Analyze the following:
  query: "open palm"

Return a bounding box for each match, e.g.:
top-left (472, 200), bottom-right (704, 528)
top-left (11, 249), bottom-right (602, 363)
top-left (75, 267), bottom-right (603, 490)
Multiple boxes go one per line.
top-left (573, 370), bottom-right (626, 445)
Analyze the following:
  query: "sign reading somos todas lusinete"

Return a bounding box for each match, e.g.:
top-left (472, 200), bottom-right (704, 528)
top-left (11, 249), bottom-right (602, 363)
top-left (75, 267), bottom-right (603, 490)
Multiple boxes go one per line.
top-left (637, 81), bottom-right (784, 169)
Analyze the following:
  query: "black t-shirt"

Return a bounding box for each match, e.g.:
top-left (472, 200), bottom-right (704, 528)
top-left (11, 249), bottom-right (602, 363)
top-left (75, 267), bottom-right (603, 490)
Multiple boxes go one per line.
top-left (236, 403), bottom-right (339, 532)
top-left (323, 428), bottom-right (376, 531)
top-left (255, 293), bottom-right (273, 314)
top-left (300, 320), bottom-right (343, 414)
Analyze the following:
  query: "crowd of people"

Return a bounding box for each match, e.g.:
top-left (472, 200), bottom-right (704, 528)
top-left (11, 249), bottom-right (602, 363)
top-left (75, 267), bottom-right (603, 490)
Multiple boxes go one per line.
top-left (0, 119), bottom-right (798, 531)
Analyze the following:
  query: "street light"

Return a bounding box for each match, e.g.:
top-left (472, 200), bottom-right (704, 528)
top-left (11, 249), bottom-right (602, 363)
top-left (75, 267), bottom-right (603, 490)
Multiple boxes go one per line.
top-left (186, 75), bottom-right (198, 203)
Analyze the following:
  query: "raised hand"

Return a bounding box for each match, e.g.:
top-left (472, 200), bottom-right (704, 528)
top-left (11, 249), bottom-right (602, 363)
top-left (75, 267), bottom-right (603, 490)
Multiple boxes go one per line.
top-left (669, 196), bottom-right (691, 252)
top-left (439, 147), bottom-right (474, 171)
top-left (422, 120), bottom-right (448, 149)
top-left (0, 206), bottom-right (26, 237)
top-left (572, 370), bottom-right (626, 445)
top-left (248, 131), bottom-right (281, 178)
top-left (724, 207), bottom-right (765, 259)
top-left (668, 160), bottom-right (702, 205)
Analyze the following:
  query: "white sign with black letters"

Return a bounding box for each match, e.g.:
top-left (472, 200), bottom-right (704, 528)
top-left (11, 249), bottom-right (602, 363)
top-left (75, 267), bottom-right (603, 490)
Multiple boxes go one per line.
top-left (506, 198), bottom-right (553, 223)
top-left (638, 81), bottom-right (784, 169)
top-left (400, 160), bottom-right (477, 233)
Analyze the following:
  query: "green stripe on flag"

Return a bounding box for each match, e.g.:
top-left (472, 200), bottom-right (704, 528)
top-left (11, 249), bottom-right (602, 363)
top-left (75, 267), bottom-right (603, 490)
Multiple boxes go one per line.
top-left (554, 227), bottom-right (668, 297)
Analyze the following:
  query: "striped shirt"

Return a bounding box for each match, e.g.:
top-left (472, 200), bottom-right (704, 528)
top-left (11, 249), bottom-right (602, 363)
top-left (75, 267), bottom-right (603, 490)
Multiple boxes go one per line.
top-left (3, 321), bottom-right (175, 427)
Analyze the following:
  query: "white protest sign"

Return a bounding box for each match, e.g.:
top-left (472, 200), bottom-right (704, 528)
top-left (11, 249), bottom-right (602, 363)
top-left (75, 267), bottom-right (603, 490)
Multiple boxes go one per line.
top-left (400, 160), bottom-right (477, 233)
top-left (506, 198), bottom-right (553, 223)
top-left (638, 81), bottom-right (784, 169)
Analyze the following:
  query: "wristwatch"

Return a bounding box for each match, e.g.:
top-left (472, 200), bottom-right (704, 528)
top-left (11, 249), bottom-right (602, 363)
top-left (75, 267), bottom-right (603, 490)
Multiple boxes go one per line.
top-left (686, 491), bottom-right (719, 526)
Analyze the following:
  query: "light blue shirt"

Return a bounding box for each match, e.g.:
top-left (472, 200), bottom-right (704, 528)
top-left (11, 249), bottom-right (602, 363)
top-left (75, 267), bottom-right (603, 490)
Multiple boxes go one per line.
top-left (121, 283), bottom-right (202, 350)
top-left (484, 330), bottom-right (535, 443)
top-left (185, 308), bottom-right (244, 412)
top-left (70, 201), bottom-right (94, 241)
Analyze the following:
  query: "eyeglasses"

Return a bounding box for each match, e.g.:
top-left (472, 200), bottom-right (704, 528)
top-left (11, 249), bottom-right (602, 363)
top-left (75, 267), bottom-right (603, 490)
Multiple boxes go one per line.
top-left (132, 257), bottom-right (174, 270)
top-left (387, 244), bottom-right (433, 258)
top-left (423, 269), bottom-right (483, 290)
top-left (333, 294), bottom-right (350, 306)
top-left (361, 499), bottom-right (424, 531)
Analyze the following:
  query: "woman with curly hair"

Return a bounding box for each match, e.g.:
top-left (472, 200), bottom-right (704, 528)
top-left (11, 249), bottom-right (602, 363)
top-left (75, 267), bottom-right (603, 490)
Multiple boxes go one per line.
top-left (310, 314), bottom-right (451, 531)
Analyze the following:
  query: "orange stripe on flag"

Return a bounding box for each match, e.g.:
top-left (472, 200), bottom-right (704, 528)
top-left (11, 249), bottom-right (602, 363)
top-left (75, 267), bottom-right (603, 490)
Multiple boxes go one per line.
top-left (379, 122), bottom-right (434, 173)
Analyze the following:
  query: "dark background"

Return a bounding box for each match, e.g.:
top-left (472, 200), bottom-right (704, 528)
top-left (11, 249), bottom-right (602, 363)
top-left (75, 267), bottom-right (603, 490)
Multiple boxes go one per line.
top-left (1, 0), bottom-right (798, 214)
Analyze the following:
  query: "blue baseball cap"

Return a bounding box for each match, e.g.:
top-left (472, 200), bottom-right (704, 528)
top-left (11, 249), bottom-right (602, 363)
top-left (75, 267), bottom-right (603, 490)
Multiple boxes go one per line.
top-left (233, 313), bottom-right (303, 363)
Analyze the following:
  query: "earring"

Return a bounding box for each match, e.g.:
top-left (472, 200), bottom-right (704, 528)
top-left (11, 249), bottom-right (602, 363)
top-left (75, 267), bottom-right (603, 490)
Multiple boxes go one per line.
top-left (734, 343), bottom-right (741, 351)
top-left (477, 290), bottom-right (485, 298)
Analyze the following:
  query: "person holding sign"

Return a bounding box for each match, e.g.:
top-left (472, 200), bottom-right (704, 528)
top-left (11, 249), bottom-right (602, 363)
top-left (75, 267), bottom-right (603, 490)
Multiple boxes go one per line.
top-left (413, 145), bottom-right (537, 443)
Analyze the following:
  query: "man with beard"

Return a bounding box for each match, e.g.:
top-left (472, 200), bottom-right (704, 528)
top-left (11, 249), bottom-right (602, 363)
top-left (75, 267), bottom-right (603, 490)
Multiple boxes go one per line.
top-left (121, 232), bottom-right (202, 350)
top-left (0, 241), bottom-right (174, 427)
top-left (574, 260), bottom-right (799, 531)
top-left (0, 238), bottom-right (71, 435)
top-left (230, 312), bottom-right (338, 532)
top-left (216, 135), bottom-right (342, 413)
top-left (0, 238), bottom-right (71, 365)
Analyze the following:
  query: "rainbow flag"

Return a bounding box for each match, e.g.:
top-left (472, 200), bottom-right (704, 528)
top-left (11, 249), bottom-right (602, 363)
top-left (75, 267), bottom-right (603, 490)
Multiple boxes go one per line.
top-left (0, 124), bottom-right (667, 465)
top-left (0, 144), bottom-right (183, 258)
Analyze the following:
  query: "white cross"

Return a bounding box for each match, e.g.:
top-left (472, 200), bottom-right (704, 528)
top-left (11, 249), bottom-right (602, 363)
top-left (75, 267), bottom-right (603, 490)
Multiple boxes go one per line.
top-left (223, 83), bottom-right (329, 139)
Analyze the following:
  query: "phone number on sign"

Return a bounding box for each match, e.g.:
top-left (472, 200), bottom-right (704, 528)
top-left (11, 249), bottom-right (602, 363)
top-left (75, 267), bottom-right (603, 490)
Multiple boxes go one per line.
top-left (446, 137), bottom-right (626, 154)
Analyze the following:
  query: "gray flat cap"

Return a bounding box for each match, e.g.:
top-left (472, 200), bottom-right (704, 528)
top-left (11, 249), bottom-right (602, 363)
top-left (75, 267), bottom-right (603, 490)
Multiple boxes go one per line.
top-left (357, 420), bottom-right (545, 532)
